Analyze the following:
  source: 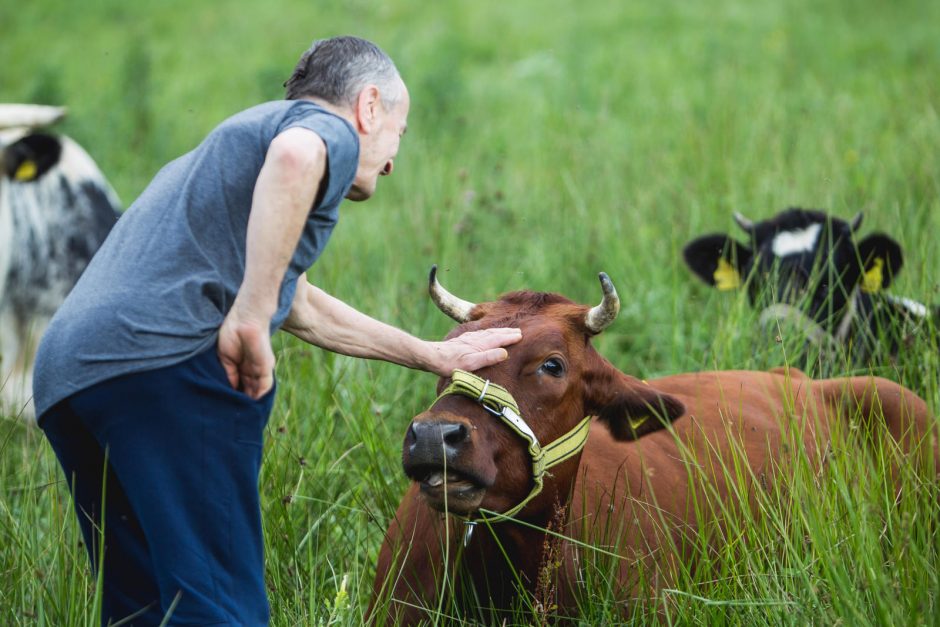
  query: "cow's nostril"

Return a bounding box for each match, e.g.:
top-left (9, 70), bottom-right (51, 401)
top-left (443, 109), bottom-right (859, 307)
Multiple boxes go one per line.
top-left (441, 423), bottom-right (469, 446)
top-left (408, 420), bottom-right (470, 459)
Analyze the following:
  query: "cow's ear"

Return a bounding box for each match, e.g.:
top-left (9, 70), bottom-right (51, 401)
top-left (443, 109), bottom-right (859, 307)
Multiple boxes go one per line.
top-left (857, 233), bottom-right (903, 293)
top-left (682, 234), bottom-right (752, 291)
top-left (3, 133), bottom-right (62, 181)
top-left (585, 367), bottom-right (685, 441)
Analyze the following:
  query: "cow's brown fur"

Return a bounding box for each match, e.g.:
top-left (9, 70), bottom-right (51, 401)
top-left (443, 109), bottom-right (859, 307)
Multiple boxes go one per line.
top-left (369, 289), bottom-right (938, 624)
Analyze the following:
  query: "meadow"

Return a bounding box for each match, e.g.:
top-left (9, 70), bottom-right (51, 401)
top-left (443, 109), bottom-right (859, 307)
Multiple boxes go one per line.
top-left (2, 0), bottom-right (939, 624)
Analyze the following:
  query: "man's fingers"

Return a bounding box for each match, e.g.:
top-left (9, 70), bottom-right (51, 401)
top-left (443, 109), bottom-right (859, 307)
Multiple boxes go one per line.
top-left (481, 347), bottom-right (510, 366)
top-left (217, 329), bottom-right (274, 398)
top-left (239, 342), bottom-right (274, 399)
top-left (258, 376), bottom-right (273, 398)
top-left (243, 372), bottom-right (274, 400)
top-left (463, 347), bottom-right (509, 371)
top-left (219, 352), bottom-right (241, 390)
top-left (459, 327), bottom-right (522, 348)
top-left (430, 327), bottom-right (521, 376)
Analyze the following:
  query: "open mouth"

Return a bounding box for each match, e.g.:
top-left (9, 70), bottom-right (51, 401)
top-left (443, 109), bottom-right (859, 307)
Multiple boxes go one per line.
top-left (410, 466), bottom-right (487, 513)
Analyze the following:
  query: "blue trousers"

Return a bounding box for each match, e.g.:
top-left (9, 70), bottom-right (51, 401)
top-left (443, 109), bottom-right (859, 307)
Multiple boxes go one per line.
top-left (40, 347), bottom-right (275, 626)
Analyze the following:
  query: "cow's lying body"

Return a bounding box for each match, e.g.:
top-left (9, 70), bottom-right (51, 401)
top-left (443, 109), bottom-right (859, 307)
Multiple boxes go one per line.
top-left (0, 105), bottom-right (120, 419)
top-left (369, 270), bottom-right (938, 624)
top-left (682, 208), bottom-right (939, 365)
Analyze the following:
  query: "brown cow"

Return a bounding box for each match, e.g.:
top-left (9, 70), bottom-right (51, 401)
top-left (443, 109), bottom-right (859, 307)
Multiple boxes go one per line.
top-left (369, 267), bottom-right (938, 625)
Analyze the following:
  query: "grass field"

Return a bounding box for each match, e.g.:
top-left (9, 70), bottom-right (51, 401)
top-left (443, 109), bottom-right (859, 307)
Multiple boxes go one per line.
top-left (2, 0), bottom-right (939, 624)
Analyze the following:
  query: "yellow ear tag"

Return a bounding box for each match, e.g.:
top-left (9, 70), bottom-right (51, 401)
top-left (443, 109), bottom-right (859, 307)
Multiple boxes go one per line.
top-left (713, 258), bottom-right (741, 291)
top-left (862, 257), bottom-right (884, 293)
top-left (14, 160), bottom-right (38, 181)
top-left (629, 415), bottom-right (649, 431)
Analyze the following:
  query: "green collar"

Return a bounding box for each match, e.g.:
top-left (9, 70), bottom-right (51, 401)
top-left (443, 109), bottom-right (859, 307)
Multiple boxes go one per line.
top-left (433, 369), bottom-right (593, 522)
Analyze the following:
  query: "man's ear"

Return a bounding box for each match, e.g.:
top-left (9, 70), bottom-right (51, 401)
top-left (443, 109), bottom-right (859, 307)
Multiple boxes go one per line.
top-left (856, 233), bottom-right (903, 293)
top-left (584, 365), bottom-right (685, 441)
top-left (682, 234), bottom-right (752, 291)
top-left (354, 84), bottom-right (382, 133)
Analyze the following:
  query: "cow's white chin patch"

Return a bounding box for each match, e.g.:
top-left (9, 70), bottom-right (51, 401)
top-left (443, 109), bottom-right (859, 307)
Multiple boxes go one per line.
top-left (417, 474), bottom-right (485, 514)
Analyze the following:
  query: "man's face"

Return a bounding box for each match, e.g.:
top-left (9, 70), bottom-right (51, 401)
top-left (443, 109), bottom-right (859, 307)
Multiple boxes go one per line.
top-left (346, 82), bottom-right (410, 201)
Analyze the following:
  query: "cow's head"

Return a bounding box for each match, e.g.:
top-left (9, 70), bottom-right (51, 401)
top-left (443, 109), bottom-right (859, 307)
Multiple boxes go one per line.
top-left (402, 267), bottom-right (685, 519)
top-left (682, 208), bottom-right (903, 336)
top-left (0, 104), bottom-right (67, 178)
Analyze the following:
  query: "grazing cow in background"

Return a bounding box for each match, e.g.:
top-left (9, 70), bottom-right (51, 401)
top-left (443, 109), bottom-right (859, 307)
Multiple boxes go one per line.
top-left (368, 267), bottom-right (938, 625)
top-left (682, 208), bottom-right (939, 364)
top-left (0, 104), bottom-right (121, 420)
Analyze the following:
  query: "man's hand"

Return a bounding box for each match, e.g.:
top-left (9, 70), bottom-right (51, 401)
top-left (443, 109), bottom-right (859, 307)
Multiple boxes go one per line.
top-left (217, 308), bottom-right (275, 399)
top-left (426, 327), bottom-right (523, 377)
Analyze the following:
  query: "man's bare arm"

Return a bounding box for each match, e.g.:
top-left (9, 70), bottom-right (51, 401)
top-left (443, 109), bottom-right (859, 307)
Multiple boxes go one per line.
top-left (282, 277), bottom-right (521, 376)
top-left (218, 127), bottom-right (326, 398)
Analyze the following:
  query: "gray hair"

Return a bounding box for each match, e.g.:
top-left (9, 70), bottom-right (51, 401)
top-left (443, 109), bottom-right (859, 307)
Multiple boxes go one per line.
top-left (284, 36), bottom-right (403, 109)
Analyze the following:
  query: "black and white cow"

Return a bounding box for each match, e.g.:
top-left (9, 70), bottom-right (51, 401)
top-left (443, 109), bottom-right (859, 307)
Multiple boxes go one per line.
top-left (1, 104), bottom-right (121, 420)
top-left (683, 208), bottom-right (938, 364)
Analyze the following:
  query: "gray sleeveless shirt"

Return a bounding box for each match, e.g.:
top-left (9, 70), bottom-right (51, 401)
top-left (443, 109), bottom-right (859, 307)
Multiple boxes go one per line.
top-left (33, 100), bottom-right (359, 417)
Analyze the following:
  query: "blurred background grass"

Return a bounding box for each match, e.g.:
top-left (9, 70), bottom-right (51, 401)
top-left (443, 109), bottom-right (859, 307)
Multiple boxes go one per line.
top-left (2, 0), bottom-right (939, 624)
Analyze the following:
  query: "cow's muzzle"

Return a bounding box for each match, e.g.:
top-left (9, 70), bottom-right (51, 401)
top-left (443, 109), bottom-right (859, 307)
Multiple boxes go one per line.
top-left (403, 418), bottom-right (489, 513)
top-left (407, 420), bottom-right (470, 460)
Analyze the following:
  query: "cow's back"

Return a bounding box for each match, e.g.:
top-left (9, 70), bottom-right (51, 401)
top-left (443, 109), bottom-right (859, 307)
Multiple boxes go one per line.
top-left (564, 369), bottom-right (829, 597)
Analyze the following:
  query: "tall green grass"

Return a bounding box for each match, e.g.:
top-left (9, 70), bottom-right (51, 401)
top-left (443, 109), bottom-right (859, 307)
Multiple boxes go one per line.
top-left (2, 0), bottom-right (939, 624)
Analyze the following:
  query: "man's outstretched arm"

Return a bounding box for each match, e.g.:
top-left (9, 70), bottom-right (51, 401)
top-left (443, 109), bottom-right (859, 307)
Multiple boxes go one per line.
top-left (282, 277), bottom-right (522, 377)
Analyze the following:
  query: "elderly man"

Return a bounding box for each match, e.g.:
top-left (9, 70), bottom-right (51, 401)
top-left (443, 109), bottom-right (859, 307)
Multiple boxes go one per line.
top-left (34, 36), bottom-right (520, 626)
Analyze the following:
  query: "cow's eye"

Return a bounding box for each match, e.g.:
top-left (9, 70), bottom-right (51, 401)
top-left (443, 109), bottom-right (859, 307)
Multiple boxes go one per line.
top-left (540, 358), bottom-right (565, 377)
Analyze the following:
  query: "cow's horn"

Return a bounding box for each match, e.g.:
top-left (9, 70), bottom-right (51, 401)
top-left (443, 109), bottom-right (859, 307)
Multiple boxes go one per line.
top-left (585, 272), bottom-right (620, 334)
top-left (429, 265), bottom-right (476, 322)
top-left (732, 211), bottom-right (754, 232)
top-left (0, 104), bottom-right (67, 130)
top-left (849, 211), bottom-right (863, 232)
